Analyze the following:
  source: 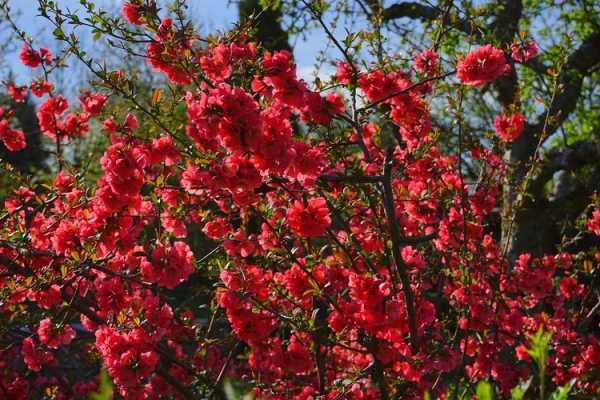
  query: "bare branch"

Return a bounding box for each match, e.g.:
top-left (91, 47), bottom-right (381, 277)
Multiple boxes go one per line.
top-left (381, 147), bottom-right (419, 353)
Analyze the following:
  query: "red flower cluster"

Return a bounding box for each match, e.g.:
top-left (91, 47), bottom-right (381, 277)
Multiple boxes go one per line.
top-left (199, 41), bottom-right (256, 82)
top-left (29, 78), bottom-right (53, 97)
top-left (37, 95), bottom-right (89, 141)
top-left (146, 18), bottom-right (193, 85)
top-left (414, 48), bottom-right (439, 75)
top-left (37, 318), bottom-right (76, 349)
top-left (1, 12), bottom-right (599, 400)
top-left (336, 62), bottom-right (357, 85)
top-left (7, 83), bottom-right (26, 103)
top-left (21, 337), bottom-right (56, 372)
top-left (19, 44), bottom-right (52, 68)
top-left (0, 107), bottom-right (26, 151)
top-left (286, 197), bottom-right (332, 238)
top-left (140, 241), bottom-right (195, 289)
top-left (95, 327), bottom-right (159, 394)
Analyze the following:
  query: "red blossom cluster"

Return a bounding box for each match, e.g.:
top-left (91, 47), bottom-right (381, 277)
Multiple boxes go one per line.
top-left (122, 2), bottom-right (143, 25)
top-left (18, 44), bottom-right (52, 68)
top-left (0, 106), bottom-right (26, 151)
top-left (0, 6), bottom-right (598, 400)
top-left (36, 95), bottom-right (90, 141)
top-left (414, 48), bottom-right (439, 76)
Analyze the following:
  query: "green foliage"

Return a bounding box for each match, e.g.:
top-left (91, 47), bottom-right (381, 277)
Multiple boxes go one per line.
top-left (526, 326), bottom-right (553, 400)
top-left (526, 326), bottom-right (552, 371)
top-left (258, 0), bottom-right (282, 11)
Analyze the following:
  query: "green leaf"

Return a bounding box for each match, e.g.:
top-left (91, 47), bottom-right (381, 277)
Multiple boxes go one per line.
top-left (89, 369), bottom-right (113, 400)
top-left (549, 379), bottom-right (575, 400)
top-left (476, 381), bottom-right (495, 400)
top-left (53, 27), bottom-right (66, 40)
top-left (511, 378), bottom-right (532, 400)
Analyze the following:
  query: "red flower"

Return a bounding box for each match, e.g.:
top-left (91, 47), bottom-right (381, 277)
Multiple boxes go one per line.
top-left (62, 112), bottom-right (89, 137)
top-left (54, 170), bottom-right (74, 192)
top-left (186, 84), bottom-right (261, 153)
top-left (457, 45), bottom-right (508, 87)
top-left (199, 42), bottom-right (255, 82)
top-left (359, 70), bottom-right (401, 103)
top-left (588, 210), bottom-right (600, 236)
top-left (559, 276), bottom-right (584, 299)
top-left (494, 112), bottom-right (525, 142)
top-left (21, 337), bottom-right (56, 372)
top-left (79, 92), bottom-right (108, 116)
top-left (511, 41), bottom-right (539, 63)
top-left (277, 263), bottom-right (310, 300)
top-left (286, 197), bottom-right (331, 238)
top-left (199, 44), bottom-right (233, 82)
top-left (39, 48), bottom-right (53, 65)
top-left (148, 135), bottom-right (180, 166)
top-left (100, 142), bottom-right (145, 197)
top-left (302, 92), bottom-right (345, 125)
top-left (37, 318), bottom-right (76, 349)
top-left (203, 218), bottom-right (233, 240)
top-left (51, 219), bottom-right (79, 254)
top-left (0, 125), bottom-right (26, 151)
top-left (122, 3), bottom-right (143, 25)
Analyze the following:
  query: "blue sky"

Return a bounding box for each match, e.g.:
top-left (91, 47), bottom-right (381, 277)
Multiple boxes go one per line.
top-left (4, 0), bottom-right (338, 87)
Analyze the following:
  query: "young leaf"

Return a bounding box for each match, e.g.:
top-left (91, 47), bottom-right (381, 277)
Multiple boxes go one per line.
top-left (476, 381), bottom-right (495, 400)
top-left (549, 379), bottom-right (575, 400)
top-left (89, 369), bottom-right (113, 400)
top-left (511, 378), bottom-right (532, 400)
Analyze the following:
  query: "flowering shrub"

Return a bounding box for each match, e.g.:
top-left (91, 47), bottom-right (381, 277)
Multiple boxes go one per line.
top-left (0, 1), bottom-right (598, 399)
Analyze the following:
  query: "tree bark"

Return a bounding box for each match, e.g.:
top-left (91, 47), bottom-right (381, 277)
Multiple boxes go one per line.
top-left (502, 31), bottom-right (600, 262)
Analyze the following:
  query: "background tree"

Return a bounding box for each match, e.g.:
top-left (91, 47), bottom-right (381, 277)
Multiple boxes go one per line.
top-left (0, 9), bottom-right (48, 189)
top-left (238, 0), bottom-right (291, 52)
